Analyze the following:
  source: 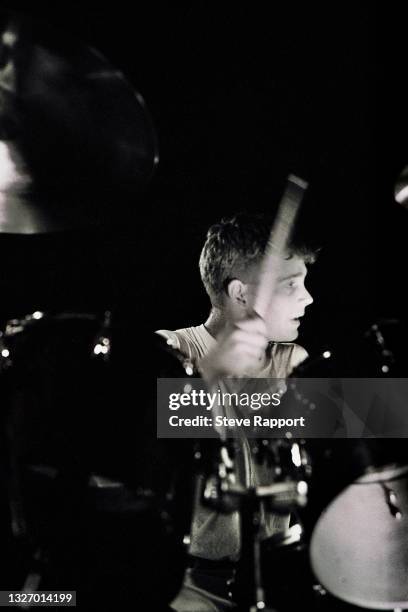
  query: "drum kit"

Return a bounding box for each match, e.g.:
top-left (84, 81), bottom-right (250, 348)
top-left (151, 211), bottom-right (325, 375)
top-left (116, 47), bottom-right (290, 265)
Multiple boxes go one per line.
top-left (1, 11), bottom-right (408, 612)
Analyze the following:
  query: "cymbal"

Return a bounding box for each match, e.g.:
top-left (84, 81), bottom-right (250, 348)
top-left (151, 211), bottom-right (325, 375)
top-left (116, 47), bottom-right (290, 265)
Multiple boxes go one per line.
top-left (310, 464), bottom-right (408, 609)
top-left (0, 14), bottom-right (158, 233)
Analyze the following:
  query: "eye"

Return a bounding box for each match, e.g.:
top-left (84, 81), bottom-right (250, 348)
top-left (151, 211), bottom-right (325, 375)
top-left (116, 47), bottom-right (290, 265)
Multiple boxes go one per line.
top-left (280, 281), bottom-right (296, 295)
top-left (285, 280), bottom-right (297, 290)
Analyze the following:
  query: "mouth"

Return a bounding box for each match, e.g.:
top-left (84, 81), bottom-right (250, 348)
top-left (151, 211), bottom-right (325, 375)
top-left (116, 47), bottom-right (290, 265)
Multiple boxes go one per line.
top-left (291, 315), bottom-right (304, 324)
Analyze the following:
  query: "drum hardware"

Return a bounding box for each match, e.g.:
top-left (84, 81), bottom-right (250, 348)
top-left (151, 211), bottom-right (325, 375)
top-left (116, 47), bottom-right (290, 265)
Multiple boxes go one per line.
top-left (0, 334), bottom-right (12, 369)
top-left (251, 438), bottom-right (311, 481)
top-left (0, 311), bottom-right (46, 370)
top-left (88, 473), bottom-right (124, 489)
top-left (365, 321), bottom-right (396, 374)
top-left (239, 440), bottom-right (308, 612)
top-left (234, 479), bottom-right (308, 612)
top-left (263, 523), bottom-right (304, 549)
top-left (198, 435), bottom-right (309, 612)
top-left (202, 445), bottom-right (308, 514)
top-left (0, 319), bottom-right (198, 605)
top-left (92, 310), bottom-right (112, 360)
top-left (28, 466), bottom-right (126, 490)
top-left (5, 311), bottom-right (45, 334)
top-left (201, 441), bottom-right (241, 514)
top-left (382, 481), bottom-right (403, 520)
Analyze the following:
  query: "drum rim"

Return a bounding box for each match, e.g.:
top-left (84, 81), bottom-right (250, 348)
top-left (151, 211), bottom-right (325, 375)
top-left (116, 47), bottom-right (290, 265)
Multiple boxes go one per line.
top-left (355, 462), bottom-right (408, 484)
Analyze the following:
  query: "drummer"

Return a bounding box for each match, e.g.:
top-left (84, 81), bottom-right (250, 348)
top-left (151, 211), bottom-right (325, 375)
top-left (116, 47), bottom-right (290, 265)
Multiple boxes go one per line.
top-left (157, 212), bottom-right (316, 611)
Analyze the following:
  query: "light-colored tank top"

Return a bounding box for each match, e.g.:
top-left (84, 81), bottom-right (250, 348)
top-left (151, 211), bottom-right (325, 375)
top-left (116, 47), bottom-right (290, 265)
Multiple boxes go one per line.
top-left (156, 324), bottom-right (308, 560)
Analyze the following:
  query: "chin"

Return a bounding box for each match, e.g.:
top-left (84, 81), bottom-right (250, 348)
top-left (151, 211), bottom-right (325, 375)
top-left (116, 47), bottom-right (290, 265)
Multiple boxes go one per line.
top-left (268, 329), bottom-right (299, 342)
top-left (283, 331), bottom-right (299, 342)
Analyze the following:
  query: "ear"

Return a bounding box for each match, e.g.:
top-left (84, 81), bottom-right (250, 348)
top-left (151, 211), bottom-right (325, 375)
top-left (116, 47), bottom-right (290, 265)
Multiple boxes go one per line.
top-left (226, 279), bottom-right (249, 309)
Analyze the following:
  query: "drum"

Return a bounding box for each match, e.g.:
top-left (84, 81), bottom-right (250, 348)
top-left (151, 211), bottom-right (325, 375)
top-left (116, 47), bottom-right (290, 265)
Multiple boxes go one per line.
top-left (310, 462), bottom-right (408, 610)
top-left (0, 312), bottom-right (198, 608)
top-left (261, 322), bottom-right (408, 611)
top-left (259, 443), bottom-right (408, 611)
top-left (298, 327), bottom-right (408, 610)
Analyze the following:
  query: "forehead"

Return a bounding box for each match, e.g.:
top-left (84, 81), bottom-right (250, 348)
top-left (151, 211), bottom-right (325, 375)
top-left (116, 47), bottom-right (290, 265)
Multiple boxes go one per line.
top-left (276, 255), bottom-right (308, 280)
top-left (244, 254), bottom-right (307, 282)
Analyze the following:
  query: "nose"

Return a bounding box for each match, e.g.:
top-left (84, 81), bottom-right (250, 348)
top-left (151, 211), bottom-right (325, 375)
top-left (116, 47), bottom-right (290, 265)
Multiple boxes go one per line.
top-left (301, 287), bottom-right (313, 306)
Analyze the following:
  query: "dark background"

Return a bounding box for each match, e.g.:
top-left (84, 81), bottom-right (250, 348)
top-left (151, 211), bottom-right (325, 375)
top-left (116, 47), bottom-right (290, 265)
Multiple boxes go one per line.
top-left (0, 3), bottom-right (406, 362)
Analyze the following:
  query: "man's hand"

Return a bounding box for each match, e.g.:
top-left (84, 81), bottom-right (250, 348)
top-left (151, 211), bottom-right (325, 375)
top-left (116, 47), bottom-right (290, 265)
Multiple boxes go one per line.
top-left (199, 313), bottom-right (269, 383)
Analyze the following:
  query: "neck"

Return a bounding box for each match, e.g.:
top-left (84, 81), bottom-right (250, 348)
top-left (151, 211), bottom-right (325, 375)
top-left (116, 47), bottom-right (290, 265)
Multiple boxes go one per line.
top-left (203, 307), bottom-right (228, 339)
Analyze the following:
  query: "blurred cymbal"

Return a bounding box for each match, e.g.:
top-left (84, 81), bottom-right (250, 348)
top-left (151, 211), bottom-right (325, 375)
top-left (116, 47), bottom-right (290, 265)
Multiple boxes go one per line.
top-left (0, 13), bottom-right (158, 233)
top-left (310, 464), bottom-right (408, 609)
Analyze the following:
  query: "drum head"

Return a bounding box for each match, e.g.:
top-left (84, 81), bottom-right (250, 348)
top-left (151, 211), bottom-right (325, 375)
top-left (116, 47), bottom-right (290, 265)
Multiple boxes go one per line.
top-left (310, 464), bottom-right (408, 609)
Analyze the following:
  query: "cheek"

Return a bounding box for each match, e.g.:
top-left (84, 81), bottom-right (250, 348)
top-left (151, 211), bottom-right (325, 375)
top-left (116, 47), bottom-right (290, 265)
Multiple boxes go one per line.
top-left (265, 298), bottom-right (289, 327)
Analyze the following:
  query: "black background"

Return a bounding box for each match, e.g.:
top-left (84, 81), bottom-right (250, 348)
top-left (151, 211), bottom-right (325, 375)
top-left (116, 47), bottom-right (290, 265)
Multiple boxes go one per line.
top-left (0, 3), bottom-right (406, 362)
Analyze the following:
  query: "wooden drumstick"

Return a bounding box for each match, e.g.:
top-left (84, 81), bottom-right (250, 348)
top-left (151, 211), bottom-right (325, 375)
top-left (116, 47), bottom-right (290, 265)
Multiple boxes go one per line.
top-left (253, 174), bottom-right (308, 319)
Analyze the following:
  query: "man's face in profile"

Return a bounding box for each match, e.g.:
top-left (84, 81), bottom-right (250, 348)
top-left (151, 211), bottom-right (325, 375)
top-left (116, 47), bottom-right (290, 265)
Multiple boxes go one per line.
top-left (245, 255), bottom-right (313, 342)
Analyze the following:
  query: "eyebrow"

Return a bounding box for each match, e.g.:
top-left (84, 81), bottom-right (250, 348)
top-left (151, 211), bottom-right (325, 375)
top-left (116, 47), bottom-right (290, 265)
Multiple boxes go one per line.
top-left (277, 272), bottom-right (305, 283)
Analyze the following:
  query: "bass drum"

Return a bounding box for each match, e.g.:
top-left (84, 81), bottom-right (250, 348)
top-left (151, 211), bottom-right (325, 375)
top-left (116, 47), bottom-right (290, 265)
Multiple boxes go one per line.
top-left (0, 313), bottom-right (198, 610)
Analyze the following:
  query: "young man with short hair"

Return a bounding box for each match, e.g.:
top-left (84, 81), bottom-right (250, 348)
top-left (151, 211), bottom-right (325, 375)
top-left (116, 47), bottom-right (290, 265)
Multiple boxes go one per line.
top-left (157, 213), bottom-right (315, 611)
